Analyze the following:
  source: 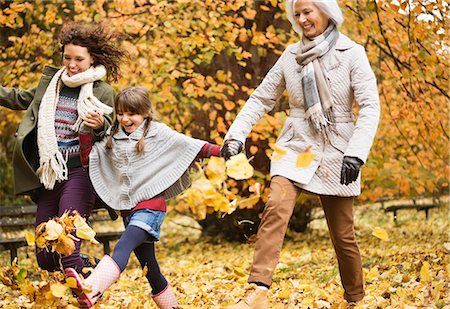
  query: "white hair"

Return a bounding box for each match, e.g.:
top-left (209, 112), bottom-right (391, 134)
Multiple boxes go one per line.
top-left (285, 0), bottom-right (344, 34)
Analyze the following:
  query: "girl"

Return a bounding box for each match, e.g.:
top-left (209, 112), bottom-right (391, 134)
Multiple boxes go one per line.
top-left (0, 21), bottom-right (126, 273)
top-left (65, 86), bottom-right (221, 308)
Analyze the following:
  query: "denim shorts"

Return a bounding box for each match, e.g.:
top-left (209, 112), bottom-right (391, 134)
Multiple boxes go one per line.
top-left (123, 209), bottom-right (166, 241)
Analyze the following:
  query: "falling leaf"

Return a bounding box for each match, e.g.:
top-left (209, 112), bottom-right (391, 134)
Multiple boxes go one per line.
top-left (269, 143), bottom-right (287, 161)
top-left (74, 216), bottom-right (99, 244)
top-left (142, 265), bottom-right (148, 277)
top-left (205, 156), bottom-right (226, 186)
top-left (53, 235), bottom-right (75, 256)
top-left (228, 199), bottom-right (238, 214)
top-left (44, 220), bottom-right (63, 241)
top-left (15, 268), bottom-right (27, 284)
top-left (65, 277), bottom-right (78, 289)
top-left (372, 227), bottom-right (389, 241)
top-left (50, 282), bottom-right (67, 298)
top-left (296, 147), bottom-right (315, 168)
top-left (24, 231), bottom-right (35, 246)
top-left (249, 182), bottom-right (261, 195)
top-left (225, 153), bottom-right (254, 180)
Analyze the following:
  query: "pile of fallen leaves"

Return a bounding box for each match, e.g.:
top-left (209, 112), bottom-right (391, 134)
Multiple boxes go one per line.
top-left (0, 201), bottom-right (448, 308)
top-left (31, 211), bottom-right (99, 256)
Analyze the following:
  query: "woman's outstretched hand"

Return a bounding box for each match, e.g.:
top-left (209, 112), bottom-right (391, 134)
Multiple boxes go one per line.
top-left (340, 156), bottom-right (364, 185)
top-left (84, 111), bottom-right (105, 130)
top-left (220, 139), bottom-right (243, 160)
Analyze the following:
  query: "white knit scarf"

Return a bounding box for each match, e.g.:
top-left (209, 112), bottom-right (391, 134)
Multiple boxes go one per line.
top-left (36, 65), bottom-right (113, 190)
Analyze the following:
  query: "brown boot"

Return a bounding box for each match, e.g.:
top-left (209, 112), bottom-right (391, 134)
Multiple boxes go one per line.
top-left (224, 284), bottom-right (268, 309)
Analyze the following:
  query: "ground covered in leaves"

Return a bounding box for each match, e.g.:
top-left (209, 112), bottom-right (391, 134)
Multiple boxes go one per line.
top-left (0, 202), bottom-right (448, 308)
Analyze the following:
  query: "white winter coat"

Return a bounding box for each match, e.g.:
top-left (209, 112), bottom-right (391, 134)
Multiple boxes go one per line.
top-left (225, 33), bottom-right (380, 196)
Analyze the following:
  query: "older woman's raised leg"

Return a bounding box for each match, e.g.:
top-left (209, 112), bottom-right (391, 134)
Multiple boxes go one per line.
top-left (248, 176), bottom-right (300, 285)
top-left (320, 195), bottom-right (364, 302)
top-left (227, 176), bottom-right (299, 309)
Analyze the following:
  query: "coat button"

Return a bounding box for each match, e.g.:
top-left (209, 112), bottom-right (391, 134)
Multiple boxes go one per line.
top-left (31, 116), bottom-right (35, 121)
top-left (14, 132), bottom-right (18, 137)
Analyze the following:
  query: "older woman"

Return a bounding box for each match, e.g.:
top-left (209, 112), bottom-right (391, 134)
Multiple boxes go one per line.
top-left (221, 0), bottom-right (380, 307)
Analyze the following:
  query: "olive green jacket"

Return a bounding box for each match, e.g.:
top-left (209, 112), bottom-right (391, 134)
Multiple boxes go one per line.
top-left (0, 66), bottom-right (115, 195)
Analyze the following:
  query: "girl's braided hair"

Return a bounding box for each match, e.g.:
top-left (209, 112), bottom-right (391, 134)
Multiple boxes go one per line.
top-left (59, 20), bottom-right (128, 82)
top-left (106, 86), bottom-right (153, 155)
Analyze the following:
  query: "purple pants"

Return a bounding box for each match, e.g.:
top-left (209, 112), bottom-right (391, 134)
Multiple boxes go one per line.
top-left (35, 167), bottom-right (96, 273)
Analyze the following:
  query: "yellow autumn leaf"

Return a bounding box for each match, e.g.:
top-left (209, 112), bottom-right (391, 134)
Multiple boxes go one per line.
top-left (296, 147), bottom-right (315, 168)
top-left (249, 182), bottom-right (261, 195)
top-left (297, 284), bottom-right (312, 291)
top-left (233, 267), bottom-right (246, 277)
top-left (372, 226), bottom-right (389, 241)
top-left (420, 261), bottom-right (431, 282)
top-left (227, 199), bottom-right (238, 214)
top-left (225, 153), bottom-right (254, 180)
top-left (66, 277), bottom-right (78, 289)
top-left (269, 143), bottom-right (287, 161)
top-left (207, 192), bottom-right (230, 213)
top-left (44, 220), bottom-right (63, 241)
top-left (365, 266), bottom-right (379, 281)
top-left (54, 234), bottom-right (75, 256)
top-left (24, 231), bottom-right (35, 246)
top-left (278, 288), bottom-right (291, 299)
top-left (74, 216), bottom-right (99, 244)
top-left (50, 282), bottom-right (67, 298)
top-left (35, 235), bottom-right (47, 248)
top-left (142, 265), bottom-right (148, 277)
top-left (205, 156), bottom-right (226, 186)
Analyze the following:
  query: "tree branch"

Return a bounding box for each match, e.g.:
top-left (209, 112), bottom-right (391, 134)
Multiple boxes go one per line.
top-left (373, 0), bottom-right (403, 72)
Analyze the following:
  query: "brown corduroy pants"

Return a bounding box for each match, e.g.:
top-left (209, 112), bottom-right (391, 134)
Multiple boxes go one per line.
top-left (248, 176), bottom-right (364, 302)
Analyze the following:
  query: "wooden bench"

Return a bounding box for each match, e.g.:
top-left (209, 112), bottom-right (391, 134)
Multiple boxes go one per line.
top-left (0, 204), bottom-right (123, 264)
top-left (379, 198), bottom-right (439, 222)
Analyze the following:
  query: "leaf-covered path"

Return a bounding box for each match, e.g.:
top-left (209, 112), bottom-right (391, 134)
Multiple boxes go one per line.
top-left (1, 202), bottom-right (448, 308)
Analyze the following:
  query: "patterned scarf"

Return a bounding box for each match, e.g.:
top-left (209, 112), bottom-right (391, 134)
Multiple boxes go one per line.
top-left (36, 65), bottom-right (113, 190)
top-left (295, 25), bottom-right (339, 140)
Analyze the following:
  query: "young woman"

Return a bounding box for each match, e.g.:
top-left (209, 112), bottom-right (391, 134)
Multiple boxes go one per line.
top-left (65, 86), bottom-right (220, 308)
top-left (0, 21), bottom-right (126, 273)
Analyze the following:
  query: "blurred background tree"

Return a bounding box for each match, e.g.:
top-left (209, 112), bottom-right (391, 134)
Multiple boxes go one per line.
top-left (0, 0), bottom-right (447, 239)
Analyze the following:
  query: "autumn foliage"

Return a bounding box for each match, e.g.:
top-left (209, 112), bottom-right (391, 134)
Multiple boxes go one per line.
top-left (0, 1), bottom-right (448, 210)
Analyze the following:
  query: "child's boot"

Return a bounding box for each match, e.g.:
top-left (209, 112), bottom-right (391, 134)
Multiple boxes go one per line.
top-left (65, 255), bottom-right (120, 308)
top-left (152, 285), bottom-right (180, 309)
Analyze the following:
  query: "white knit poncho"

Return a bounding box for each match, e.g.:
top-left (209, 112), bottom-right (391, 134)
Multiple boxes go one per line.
top-left (89, 121), bottom-right (206, 211)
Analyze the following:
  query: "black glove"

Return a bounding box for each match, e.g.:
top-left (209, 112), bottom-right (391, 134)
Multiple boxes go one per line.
top-left (220, 139), bottom-right (243, 160)
top-left (340, 156), bottom-right (364, 185)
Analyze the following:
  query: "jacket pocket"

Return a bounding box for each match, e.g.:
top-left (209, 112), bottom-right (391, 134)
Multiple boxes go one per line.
top-left (329, 123), bottom-right (354, 154)
top-left (277, 121), bottom-right (294, 144)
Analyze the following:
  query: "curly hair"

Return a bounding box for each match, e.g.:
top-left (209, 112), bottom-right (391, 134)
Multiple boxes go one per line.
top-left (59, 21), bottom-right (128, 82)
